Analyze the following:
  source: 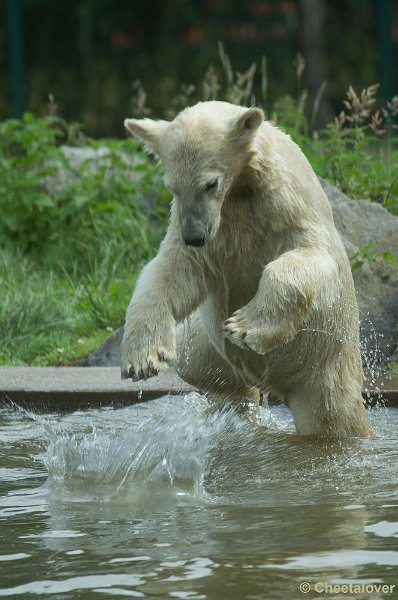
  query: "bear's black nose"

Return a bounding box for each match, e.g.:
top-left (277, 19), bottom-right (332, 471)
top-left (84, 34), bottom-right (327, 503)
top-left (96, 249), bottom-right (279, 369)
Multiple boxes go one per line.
top-left (184, 236), bottom-right (205, 247)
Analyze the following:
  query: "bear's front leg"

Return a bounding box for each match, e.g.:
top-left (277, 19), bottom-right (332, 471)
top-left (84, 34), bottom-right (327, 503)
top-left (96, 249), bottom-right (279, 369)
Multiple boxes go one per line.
top-left (223, 250), bottom-right (336, 354)
top-left (121, 301), bottom-right (176, 380)
top-left (121, 242), bottom-right (206, 381)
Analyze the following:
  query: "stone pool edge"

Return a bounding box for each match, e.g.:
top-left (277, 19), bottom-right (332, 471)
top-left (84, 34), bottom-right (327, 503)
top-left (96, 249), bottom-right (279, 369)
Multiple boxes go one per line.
top-left (0, 366), bottom-right (397, 412)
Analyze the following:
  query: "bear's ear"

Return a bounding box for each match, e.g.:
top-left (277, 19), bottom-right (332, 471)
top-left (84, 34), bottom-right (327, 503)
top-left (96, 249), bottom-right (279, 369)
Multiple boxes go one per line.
top-left (124, 118), bottom-right (169, 156)
top-left (229, 107), bottom-right (264, 140)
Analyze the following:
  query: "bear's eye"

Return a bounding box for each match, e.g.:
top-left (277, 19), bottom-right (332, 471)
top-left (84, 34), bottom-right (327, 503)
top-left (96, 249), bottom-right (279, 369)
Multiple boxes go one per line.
top-left (204, 178), bottom-right (219, 192)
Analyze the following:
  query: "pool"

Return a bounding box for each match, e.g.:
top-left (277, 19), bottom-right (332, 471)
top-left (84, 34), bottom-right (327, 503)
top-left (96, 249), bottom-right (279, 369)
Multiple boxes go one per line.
top-left (0, 394), bottom-right (397, 599)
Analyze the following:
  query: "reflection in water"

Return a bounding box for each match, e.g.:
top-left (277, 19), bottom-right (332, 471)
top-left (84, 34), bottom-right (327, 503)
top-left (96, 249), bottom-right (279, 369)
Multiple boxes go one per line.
top-left (0, 394), bottom-right (397, 599)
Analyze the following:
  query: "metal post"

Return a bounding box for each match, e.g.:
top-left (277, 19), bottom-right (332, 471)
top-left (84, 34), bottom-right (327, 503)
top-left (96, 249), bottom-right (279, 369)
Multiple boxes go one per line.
top-left (376, 0), bottom-right (396, 101)
top-left (6, 0), bottom-right (26, 118)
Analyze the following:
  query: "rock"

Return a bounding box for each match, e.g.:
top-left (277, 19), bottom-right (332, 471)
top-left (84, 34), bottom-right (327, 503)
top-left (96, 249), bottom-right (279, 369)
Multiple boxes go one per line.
top-left (43, 146), bottom-right (118, 196)
top-left (43, 145), bottom-right (160, 210)
top-left (320, 178), bottom-right (398, 364)
top-left (75, 329), bottom-right (124, 367)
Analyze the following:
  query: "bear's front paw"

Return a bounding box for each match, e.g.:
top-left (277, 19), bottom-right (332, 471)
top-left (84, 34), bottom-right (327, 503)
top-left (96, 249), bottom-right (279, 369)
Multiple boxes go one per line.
top-left (222, 308), bottom-right (295, 355)
top-left (121, 337), bottom-right (176, 381)
top-left (222, 309), bottom-right (252, 351)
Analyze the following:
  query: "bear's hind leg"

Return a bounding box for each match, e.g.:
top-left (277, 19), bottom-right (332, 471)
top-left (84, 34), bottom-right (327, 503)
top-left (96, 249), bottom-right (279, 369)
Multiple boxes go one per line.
top-left (176, 316), bottom-right (260, 413)
top-left (286, 387), bottom-right (374, 437)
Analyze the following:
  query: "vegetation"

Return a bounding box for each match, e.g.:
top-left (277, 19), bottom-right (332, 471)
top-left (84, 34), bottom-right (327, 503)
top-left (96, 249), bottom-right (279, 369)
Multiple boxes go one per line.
top-left (1, 50), bottom-right (397, 365)
top-left (0, 113), bottom-right (170, 365)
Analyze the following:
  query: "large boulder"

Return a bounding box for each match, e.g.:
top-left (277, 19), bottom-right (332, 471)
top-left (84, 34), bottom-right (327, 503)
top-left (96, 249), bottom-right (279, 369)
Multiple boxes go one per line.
top-left (44, 145), bottom-right (160, 210)
top-left (77, 329), bottom-right (123, 367)
top-left (320, 179), bottom-right (398, 365)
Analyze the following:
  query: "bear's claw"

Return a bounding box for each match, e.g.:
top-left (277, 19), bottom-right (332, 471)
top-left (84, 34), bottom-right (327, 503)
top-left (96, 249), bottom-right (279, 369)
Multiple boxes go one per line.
top-left (121, 345), bottom-right (175, 381)
top-left (222, 312), bottom-right (251, 351)
top-left (223, 306), bottom-right (299, 355)
top-left (121, 357), bottom-right (169, 381)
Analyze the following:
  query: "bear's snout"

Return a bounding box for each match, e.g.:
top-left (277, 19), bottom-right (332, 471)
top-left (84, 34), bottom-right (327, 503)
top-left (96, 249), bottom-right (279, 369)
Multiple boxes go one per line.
top-left (180, 214), bottom-right (209, 247)
top-left (178, 199), bottom-right (221, 248)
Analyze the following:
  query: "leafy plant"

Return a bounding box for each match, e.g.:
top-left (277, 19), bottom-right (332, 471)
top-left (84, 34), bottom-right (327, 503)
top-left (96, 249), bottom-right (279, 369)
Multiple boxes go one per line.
top-left (350, 242), bottom-right (397, 276)
top-left (315, 86), bottom-right (398, 213)
top-left (0, 113), bottom-right (66, 248)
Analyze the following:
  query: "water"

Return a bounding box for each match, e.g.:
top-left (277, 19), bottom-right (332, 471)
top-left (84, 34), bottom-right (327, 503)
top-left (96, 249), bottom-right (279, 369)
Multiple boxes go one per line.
top-left (0, 394), bottom-right (397, 599)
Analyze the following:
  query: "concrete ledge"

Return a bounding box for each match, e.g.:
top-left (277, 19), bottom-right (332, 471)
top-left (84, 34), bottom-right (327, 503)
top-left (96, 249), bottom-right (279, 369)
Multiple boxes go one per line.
top-left (0, 366), bottom-right (397, 412)
top-left (0, 367), bottom-right (194, 412)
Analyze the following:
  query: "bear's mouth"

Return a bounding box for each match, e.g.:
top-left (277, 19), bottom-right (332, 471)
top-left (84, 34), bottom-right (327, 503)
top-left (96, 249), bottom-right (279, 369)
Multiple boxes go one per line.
top-left (184, 236), bottom-right (206, 247)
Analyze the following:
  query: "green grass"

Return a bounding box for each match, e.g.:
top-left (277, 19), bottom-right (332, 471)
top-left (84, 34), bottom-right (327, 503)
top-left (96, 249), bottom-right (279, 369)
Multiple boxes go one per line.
top-left (1, 242), bottom-right (143, 366)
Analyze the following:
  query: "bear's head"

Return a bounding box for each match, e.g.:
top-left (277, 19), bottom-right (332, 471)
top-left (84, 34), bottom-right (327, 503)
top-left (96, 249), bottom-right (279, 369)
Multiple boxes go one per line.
top-left (125, 101), bottom-right (264, 247)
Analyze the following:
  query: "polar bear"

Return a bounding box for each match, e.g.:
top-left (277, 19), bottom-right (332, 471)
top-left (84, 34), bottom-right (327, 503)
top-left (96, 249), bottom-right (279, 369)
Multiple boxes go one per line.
top-left (121, 101), bottom-right (373, 437)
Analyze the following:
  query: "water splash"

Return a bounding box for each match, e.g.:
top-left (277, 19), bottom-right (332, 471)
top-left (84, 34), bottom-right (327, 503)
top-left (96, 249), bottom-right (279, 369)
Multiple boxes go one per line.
top-left (41, 393), bottom-right (262, 505)
top-left (359, 309), bottom-right (390, 411)
top-left (2, 398), bottom-right (397, 518)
